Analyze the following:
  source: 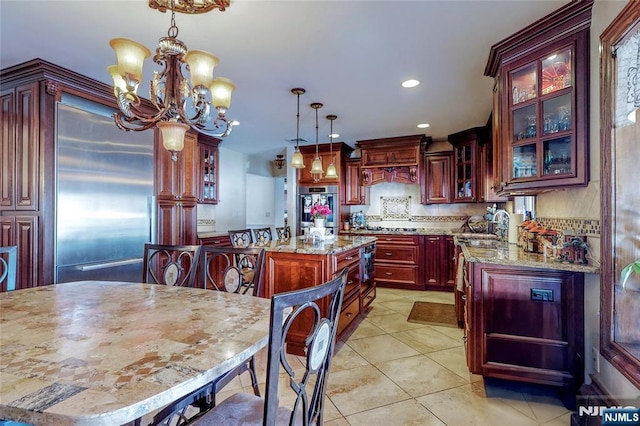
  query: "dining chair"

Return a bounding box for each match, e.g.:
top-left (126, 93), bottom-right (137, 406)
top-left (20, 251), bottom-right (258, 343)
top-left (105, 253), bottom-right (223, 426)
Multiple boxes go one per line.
top-left (148, 246), bottom-right (267, 426)
top-left (252, 227), bottom-right (273, 245)
top-left (0, 245), bottom-right (18, 292)
top-left (228, 229), bottom-right (253, 248)
top-left (189, 267), bottom-right (349, 426)
top-left (275, 225), bottom-right (291, 241)
top-left (142, 244), bottom-right (201, 287)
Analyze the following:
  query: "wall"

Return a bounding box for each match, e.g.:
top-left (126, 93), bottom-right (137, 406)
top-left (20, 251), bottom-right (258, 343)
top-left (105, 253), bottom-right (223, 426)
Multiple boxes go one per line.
top-left (246, 173), bottom-right (276, 227)
top-left (535, 0), bottom-right (638, 400)
top-left (207, 147), bottom-right (248, 232)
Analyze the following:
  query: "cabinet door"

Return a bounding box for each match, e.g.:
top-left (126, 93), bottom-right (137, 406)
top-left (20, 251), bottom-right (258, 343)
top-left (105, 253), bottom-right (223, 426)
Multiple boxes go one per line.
top-left (344, 159), bottom-right (364, 205)
top-left (298, 152), bottom-right (339, 185)
top-left (389, 146), bottom-right (419, 165)
top-left (156, 131), bottom-right (198, 199)
top-left (1, 88), bottom-right (15, 210)
top-left (500, 34), bottom-right (588, 194)
top-left (0, 214), bottom-right (38, 290)
top-left (198, 135), bottom-right (221, 204)
top-left (453, 141), bottom-right (477, 202)
top-left (156, 198), bottom-right (197, 246)
top-left (361, 148), bottom-right (388, 167)
top-left (442, 236), bottom-right (456, 287)
top-left (424, 236), bottom-right (441, 286)
top-left (424, 154), bottom-right (451, 204)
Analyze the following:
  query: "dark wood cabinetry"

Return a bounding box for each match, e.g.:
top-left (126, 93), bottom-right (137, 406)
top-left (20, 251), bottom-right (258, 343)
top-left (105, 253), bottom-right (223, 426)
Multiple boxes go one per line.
top-left (344, 158), bottom-right (368, 205)
top-left (465, 262), bottom-right (584, 401)
top-left (197, 135), bottom-right (221, 204)
top-left (297, 142), bottom-right (352, 186)
top-left (422, 153), bottom-right (452, 204)
top-left (373, 234), bottom-right (423, 290)
top-left (424, 235), bottom-right (455, 290)
top-left (449, 128), bottom-right (483, 203)
top-left (358, 135), bottom-right (426, 186)
top-left (485, 1), bottom-right (593, 195)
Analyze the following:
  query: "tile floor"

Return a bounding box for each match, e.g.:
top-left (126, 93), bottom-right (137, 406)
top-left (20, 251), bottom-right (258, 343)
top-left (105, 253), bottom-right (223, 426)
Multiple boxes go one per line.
top-left (218, 287), bottom-right (574, 426)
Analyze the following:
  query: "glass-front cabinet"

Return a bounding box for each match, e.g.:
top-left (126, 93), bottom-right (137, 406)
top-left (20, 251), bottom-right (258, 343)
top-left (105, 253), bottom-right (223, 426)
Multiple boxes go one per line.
top-left (484, 1), bottom-right (592, 196)
top-left (198, 135), bottom-right (221, 204)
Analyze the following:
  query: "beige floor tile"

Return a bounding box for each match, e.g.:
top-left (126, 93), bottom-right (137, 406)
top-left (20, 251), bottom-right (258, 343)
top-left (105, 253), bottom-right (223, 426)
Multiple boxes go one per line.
top-left (543, 411), bottom-right (573, 425)
top-left (342, 318), bottom-right (387, 340)
top-left (322, 395), bottom-right (343, 421)
top-left (326, 364), bottom-right (411, 416)
top-left (429, 323), bottom-right (464, 340)
top-left (331, 344), bottom-right (371, 372)
top-left (376, 299), bottom-right (418, 316)
top-left (375, 354), bottom-right (468, 397)
top-left (324, 417), bottom-right (350, 426)
top-left (346, 398), bottom-right (446, 426)
top-left (362, 303), bottom-right (396, 318)
top-left (426, 346), bottom-right (483, 383)
top-left (392, 327), bottom-right (463, 354)
top-left (346, 334), bottom-right (419, 364)
top-left (366, 312), bottom-right (429, 333)
top-left (416, 384), bottom-right (540, 426)
top-left (412, 291), bottom-right (455, 304)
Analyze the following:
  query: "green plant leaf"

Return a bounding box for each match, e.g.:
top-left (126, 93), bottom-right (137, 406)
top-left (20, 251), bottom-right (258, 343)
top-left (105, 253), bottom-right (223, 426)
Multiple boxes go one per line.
top-left (621, 260), bottom-right (640, 289)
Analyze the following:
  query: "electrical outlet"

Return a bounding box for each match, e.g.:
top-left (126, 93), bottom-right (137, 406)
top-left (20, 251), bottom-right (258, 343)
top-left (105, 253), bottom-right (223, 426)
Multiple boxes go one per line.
top-left (592, 347), bottom-right (600, 373)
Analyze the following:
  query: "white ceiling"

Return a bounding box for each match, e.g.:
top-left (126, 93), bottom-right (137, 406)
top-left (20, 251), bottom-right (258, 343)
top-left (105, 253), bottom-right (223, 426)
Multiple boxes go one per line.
top-left (0, 0), bottom-right (568, 161)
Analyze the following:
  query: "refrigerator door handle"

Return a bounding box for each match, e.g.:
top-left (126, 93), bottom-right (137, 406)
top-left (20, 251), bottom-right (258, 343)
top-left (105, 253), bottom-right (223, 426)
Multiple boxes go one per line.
top-left (79, 258), bottom-right (144, 272)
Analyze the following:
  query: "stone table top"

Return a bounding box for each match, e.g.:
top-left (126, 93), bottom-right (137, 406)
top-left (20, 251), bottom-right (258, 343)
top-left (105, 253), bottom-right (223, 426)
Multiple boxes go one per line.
top-left (249, 235), bottom-right (377, 255)
top-left (0, 281), bottom-right (271, 426)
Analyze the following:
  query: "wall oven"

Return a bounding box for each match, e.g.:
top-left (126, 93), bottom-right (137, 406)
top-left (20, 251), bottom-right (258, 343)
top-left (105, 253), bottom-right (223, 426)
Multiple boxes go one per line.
top-left (298, 185), bottom-right (338, 236)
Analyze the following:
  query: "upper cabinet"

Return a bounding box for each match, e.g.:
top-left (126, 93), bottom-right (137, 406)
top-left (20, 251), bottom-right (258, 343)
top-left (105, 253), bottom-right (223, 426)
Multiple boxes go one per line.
top-left (484, 1), bottom-right (593, 195)
top-left (197, 134), bottom-right (221, 204)
top-left (344, 158), bottom-right (369, 205)
top-left (358, 135), bottom-right (428, 186)
top-left (297, 142), bottom-right (353, 186)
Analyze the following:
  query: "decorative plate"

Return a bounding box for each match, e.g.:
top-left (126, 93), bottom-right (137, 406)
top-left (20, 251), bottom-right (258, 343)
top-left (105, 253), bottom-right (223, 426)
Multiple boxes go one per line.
top-left (381, 196), bottom-right (411, 220)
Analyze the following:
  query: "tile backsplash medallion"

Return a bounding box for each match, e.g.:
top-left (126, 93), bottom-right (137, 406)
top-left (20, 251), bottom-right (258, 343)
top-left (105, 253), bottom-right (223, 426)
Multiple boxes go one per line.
top-left (196, 204), bottom-right (216, 233)
top-left (349, 182), bottom-right (488, 229)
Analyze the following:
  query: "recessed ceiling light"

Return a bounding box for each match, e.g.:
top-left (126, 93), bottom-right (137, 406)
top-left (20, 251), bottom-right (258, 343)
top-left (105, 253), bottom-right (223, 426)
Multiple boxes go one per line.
top-left (401, 79), bottom-right (420, 88)
top-left (329, 133), bottom-right (340, 138)
top-left (231, 120), bottom-right (240, 126)
top-left (417, 123), bottom-right (430, 128)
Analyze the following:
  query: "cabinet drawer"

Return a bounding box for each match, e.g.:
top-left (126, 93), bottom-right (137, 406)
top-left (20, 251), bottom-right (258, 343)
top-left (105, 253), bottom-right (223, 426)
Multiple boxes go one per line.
top-left (361, 286), bottom-right (376, 311)
top-left (337, 295), bottom-right (360, 336)
top-left (374, 265), bottom-right (418, 284)
top-left (198, 236), bottom-right (231, 246)
top-left (375, 245), bottom-right (418, 264)
top-left (344, 262), bottom-right (361, 300)
top-left (375, 235), bottom-right (420, 245)
top-left (336, 248), bottom-right (360, 270)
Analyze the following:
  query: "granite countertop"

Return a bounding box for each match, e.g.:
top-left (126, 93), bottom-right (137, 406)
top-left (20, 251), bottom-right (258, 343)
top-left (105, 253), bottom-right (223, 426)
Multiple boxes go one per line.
top-left (197, 231), bottom-right (229, 239)
top-left (344, 228), bottom-right (463, 236)
top-left (250, 235), bottom-right (377, 255)
top-left (455, 236), bottom-right (600, 274)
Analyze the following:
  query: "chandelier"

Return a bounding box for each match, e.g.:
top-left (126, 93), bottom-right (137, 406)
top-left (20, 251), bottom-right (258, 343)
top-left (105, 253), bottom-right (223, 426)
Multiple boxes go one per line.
top-left (108, 0), bottom-right (236, 161)
top-left (290, 88), bottom-right (306, 168)
top-left (273, 154), bottom-right (286, 170)
top-left (149, 0), bottom-right (229, 14)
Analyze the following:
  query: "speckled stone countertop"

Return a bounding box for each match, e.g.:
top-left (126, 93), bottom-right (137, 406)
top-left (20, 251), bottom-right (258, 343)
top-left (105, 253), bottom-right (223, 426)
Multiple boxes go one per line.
top-left (455, 236), bottom-right (600, 274)
top-left (343, 228), bottom-right (457, 236)
top-left (0, 281), bottom-right (271, 426)
top-left (250, 235), bottom-right (377, 255)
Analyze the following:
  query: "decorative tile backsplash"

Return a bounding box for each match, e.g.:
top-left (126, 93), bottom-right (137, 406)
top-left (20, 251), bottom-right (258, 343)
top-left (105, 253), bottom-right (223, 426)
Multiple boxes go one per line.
top-left (380, 196), bottom-right (411, 220)
top-left (536, 217), bottom-right (600, 237)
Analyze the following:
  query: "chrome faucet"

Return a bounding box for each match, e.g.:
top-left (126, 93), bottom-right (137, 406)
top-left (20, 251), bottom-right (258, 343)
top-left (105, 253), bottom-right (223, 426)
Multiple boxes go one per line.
top-left (491, 209), bottom-right (510, 241)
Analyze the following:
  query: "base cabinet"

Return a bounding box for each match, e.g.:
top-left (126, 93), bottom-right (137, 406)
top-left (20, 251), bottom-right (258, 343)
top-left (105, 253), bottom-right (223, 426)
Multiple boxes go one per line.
top-left (373, 235), bottom-right (423, 290)
top-left (424, 235), bottom-right (455, 290)
top-left (466, 262), bottom-right (584, 403)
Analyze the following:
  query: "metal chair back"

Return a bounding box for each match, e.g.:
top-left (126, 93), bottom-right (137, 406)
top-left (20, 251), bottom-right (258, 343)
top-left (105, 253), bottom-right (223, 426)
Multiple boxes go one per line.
top-left (0, 245), bottom-right (18, 292)
top-left (253, 227), bottom-right (273, 245)
top-left (228, 229), bottom-right (253, 247)
top-left (275, 225), bottom-right (291, 241)
top-left (142, 244), bottom-right (201, 287)
top-left (199, 246), bottom-right (265, 295)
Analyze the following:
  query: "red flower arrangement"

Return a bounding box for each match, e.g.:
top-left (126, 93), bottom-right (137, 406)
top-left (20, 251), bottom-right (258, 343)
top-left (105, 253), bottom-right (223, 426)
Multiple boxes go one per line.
top-left (310, 202), bottom-right (332, 219)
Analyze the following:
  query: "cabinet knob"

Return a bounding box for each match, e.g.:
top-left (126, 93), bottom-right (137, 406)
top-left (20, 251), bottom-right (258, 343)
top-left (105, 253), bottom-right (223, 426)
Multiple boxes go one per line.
top-left (385, 272), bottom-right (393, 276)
top-left (346, 312), bottom-right (354, 318)
top-left (385, 252), bottom-right (393, 256)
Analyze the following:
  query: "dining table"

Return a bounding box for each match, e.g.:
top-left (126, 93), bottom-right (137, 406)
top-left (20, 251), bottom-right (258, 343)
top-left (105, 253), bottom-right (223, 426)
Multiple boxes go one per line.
top-left (0, 280), bottom-right (272, 426)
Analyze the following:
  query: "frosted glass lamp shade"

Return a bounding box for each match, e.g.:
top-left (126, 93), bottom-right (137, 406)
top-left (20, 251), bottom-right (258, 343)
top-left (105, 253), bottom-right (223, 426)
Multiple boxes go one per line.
top-left (183, 50), bottom-right (219, 88)
top-left (210, 77), bottom-right (235, 110)
top-left (290, 148), bottom-right (305, 168)
top-left (109, 38), bottom-right (151, 82)
top-left (157, 120), bottom-right (190, 154)
top-left (310, 156), bottom-right (324, 174)
top-left (325, 162), bottom-right (338, 178)
top-left (107, 65), bottom-right (130, 97)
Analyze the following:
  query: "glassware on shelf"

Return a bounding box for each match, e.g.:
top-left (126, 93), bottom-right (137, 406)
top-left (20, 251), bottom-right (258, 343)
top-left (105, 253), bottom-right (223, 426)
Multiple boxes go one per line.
top-left (525, 115), bottom-right (537, 138)
top-left (558, 106), bottom-right (571, 131)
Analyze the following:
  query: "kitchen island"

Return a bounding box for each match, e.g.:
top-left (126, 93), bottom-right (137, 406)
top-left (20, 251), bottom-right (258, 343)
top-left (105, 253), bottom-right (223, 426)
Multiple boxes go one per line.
top-left (455, 236), bottom-right (599, 409)
top-left (254, 235), bottom-right (377, 355)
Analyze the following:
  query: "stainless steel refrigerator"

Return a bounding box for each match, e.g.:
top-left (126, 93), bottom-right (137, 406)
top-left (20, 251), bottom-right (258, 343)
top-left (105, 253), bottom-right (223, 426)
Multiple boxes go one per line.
top-left (55, 96), bottom-right (155, 283)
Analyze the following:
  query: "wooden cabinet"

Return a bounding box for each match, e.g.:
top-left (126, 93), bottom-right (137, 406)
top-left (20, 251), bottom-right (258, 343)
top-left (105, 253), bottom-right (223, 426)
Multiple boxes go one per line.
top-left (422, 153), bottom-right (452, 204)
top-left (197, 135), bottom-right (221, 204)
top-left (424, 235), bottom-right (455, 290)
top-left (466, 262), bottom-right (584, 402)
top-left (357, 135), bottom-right (426, 186)
top-left (264, 245), bottom-right (366, 355)
top-left (197, 235), bottom-right (231, 247)
top-left (449, 128), bottom-right (482, 203)
top-left (344, 158), bottom-right (368, 205)
top-left (297, 142), bottom-right (353, 186)
top-left (373, 235), bottom-right (423, 290)
top-left (484, 1), bottom-right (592, 195)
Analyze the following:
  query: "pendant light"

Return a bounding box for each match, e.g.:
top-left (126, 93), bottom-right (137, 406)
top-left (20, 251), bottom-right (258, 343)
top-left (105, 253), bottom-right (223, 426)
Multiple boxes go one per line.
top-left (310, 102), bottom-right (324, 182)
top-left (325, 114), bottom-right (338, 179)
top-left (290, 88), bottom-right (306, 169)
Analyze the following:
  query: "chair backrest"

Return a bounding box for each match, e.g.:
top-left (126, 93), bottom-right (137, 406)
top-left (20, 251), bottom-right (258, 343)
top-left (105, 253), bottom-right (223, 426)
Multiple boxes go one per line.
top-left (263, 267), bottom-right (348, 425)
top-left (228, 229), bottom-right (254, 247)
top-left (253, 227), bottom-right (273, 245)
top-left (0, 245), bottom-right (18, 292)
top-left (142, 244), bottom-right (201, 287)
top-left (275, 225), bottom-right (291, 241)
top-left (199, 246), bottom-right (266, 295)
